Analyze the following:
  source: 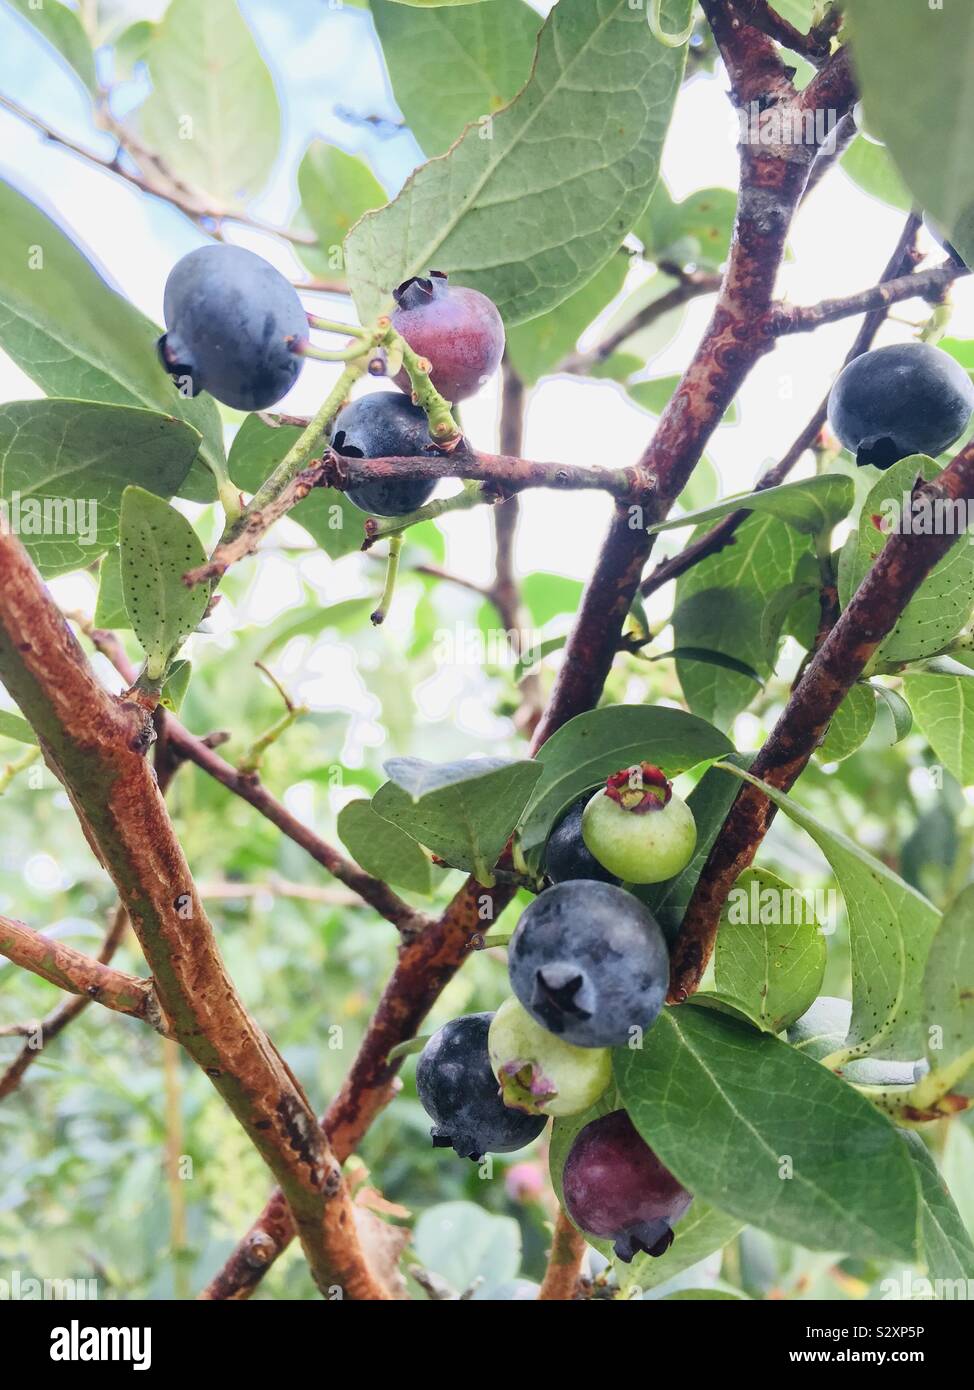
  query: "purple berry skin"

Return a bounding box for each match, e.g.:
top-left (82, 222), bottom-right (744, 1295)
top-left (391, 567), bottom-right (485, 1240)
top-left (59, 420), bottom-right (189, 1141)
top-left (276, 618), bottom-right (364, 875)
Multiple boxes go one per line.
top-left (332, 392), bottom-right (437, 517)
top-left (544, 799), bottom-right (621, 887)
top-left (391, 271), bottom-right (505, 402)
top-left (827, 342), bottom-right (974, 470)
top-left (416, 1012), bottom-right (547, 1161)
top-left (158, 244), bottom-right (307, 411)
top-left (563, 1110), bottom-right (692, 1262)
top-left (508, 881), bottom-right (669, 1049)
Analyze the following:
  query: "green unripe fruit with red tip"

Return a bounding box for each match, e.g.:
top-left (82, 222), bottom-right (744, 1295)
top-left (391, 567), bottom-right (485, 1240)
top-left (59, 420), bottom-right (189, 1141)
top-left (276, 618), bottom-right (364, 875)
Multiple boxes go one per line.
top-left (488, 997), bottom-right (612, 1118)
top-left (581, 764), bottom-right (696, 885)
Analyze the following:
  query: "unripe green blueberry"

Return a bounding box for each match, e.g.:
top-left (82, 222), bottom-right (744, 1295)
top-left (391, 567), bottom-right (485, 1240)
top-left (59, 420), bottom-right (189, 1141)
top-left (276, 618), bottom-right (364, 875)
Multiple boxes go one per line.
top-left (488, 997), bottom-right (612, 1118)
top-left (581, 764), bottom-right (696, 885)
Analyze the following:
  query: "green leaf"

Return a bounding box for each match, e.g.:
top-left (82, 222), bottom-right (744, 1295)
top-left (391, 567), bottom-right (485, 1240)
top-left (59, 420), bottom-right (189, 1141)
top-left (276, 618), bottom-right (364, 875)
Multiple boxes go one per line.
top-left (112, 19), bottom-right (155, 81)
top-left (839, 455), bottom-right (974, 663)
top-left (159, 659), bottom-right (192, 714)
top-left (595, 269), bottom-right (690, 364)
top-left (845, 0), bottom-right (974, 267)
top-left (661, 1287), bottom-right (748, 1301)
top-left (651, 475), bottom-right (854, 537)
top-left (7, 0), bottom-right (97, 93)
top-left (839, 136), bottom-right (912, 212)
top-left (714, 867), bottom-right (827, 1032)
top-left (870, 681), bottom-right (913, 744)
top-left (413, 1201), bottom-right (521, 1299)
top-left (505, 254), bottom-right (629, 385)
top-left (719, 763), bottom-right (940, 1061)
top-left (337, 799), bottom-right (432, 895)
top-left (372, 0), bottom-right (541, 157)
top-left (904, 1133), bottom-right (974, 1283)
top-left (921, 884), bottom-right (974, 1097)
top-left (939, 337), bottom-right (974, 371)
top-left (519, 572), bottom-right (584, 626)
top-left (0, 179), bottom-right (224, 501)
top-left (636, 184), bottom-right (737, 270)
top-left (118, 487), bottom-right (210, 682)
top-left (653, 647), bottom-right (762, 685)
top-left (227, 414), bottom-right (363, 558)
top-left (346, 0), bottom-right (693, 325)
top-left (638, 754), bottom-right (752, 943)
top-left (373, 756), bottom-right (542, 884)
top-left (615, 1007), bottom-right (919, 1261)
top-left (293, 141), bottom-right (386, 284)
top-left (674, 513), bottom-right (812, 728)
top-left (140, 0), bottom-right (281, 204)
top-left (818, 681), bottom-right (876, 762)
top-left (903, 671), bottom-right (974, 786)
top-left (0, 400), bottom-right (200, 576)
top-left (94, 549), bottom-right (129, 629)
top-left (518, 705), bottom-right (733, 862)
top-left (0, 710), bottom-right (39, 746)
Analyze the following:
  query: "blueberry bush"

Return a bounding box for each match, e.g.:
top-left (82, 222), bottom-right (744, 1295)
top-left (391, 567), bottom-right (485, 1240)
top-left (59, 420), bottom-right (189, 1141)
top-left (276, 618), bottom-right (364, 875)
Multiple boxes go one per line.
top-left (1, 0), bottom-right (973, 1305)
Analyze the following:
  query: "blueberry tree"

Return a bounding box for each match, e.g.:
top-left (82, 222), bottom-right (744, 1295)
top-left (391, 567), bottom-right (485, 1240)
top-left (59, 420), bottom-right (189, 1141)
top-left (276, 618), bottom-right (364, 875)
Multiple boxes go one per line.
top-left (1, 0), bottom-right (973, 1304)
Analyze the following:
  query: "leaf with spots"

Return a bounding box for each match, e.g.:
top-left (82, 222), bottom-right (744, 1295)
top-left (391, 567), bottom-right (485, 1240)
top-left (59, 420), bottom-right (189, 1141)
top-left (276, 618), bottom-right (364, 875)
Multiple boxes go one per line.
top-left (717, 763), bottom-right (940, 1062)
top-left (904, 1132), bottom-right (974, 1280)
top-left (614, 1007), bottom-right (919, 1261)
top-left (345, 0), bottom-right (694, 325)
top-left (818, 681), bottom-right (876, 762)
top-left (119, 487), bottom-right (210, 683)
top-left (902, 670), bottom-right (974, 787)
top-left (921, 884), bottom-right (974, 1099)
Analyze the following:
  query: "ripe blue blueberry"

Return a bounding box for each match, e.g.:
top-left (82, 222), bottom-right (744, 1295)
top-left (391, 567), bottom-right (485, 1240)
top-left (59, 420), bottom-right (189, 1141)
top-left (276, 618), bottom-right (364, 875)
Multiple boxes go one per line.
top-left (158, 244), bottom-right (307, 411)
top-left (563, 1110), bottom-right (692, 1262)
top-left (391, 271), bottom-right (505, 403)
top-left (544, 798), bottom-right (620, 886)
top-left (331, 392), bottom-right (438, 517)
top-left (416, 1012), bottom-right (547, 1160)
top-left (827, 342), bottom-right (974, 469)
top-left (507, 881), bottom-right (669, 1048)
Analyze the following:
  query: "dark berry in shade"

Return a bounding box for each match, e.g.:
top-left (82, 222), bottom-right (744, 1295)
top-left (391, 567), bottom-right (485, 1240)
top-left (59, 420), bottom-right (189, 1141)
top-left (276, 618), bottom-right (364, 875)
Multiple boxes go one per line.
top-left (158, 244), bottom-right (307, 411)
top-left (507, 881), bottom-right (669, 1048)
top-left (544, 798), bottom-right (621, 886)
top-left (563, 1110), bottom-right (693, 1262)
top-left (415, 1012), bottom-right (547, 1161)
top-left (331, 391), bottom-right (437, 517)
top-left (391, 270), bottom-right (505, 402)
top-left (827, 342), bottom-right (974, 470)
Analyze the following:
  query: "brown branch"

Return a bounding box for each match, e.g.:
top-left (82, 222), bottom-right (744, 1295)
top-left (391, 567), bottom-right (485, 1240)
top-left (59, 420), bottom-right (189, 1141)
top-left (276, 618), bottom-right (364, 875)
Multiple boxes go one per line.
top-left (739, 0), bottom-right (839, 62)
top-left (669, 435), bottom-right (974, 1001)
top-left (76, 621), bottom-right (431, 941)
top-left (0, 531), bottom-right (385, 1300)
top-left (538, 1209), bottom-right (588, 1300)
top-left (0, 910), bottom-right (157, 1025)
top-left (640, 211), bottom-right (924, 600)
top-left (0, 905), bottom-right (131, 1100)
top-left (775, 263), bottom-right (968, 335)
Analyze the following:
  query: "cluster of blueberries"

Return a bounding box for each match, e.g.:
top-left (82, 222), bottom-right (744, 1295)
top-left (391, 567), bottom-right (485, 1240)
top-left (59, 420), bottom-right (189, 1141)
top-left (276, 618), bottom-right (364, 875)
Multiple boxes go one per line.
top-left (417, 765), bottom-right (699, 1263)
top-left (157, 245), bottom-right (505, 516)
top-left (155, 234), bottom-right (974, 1264)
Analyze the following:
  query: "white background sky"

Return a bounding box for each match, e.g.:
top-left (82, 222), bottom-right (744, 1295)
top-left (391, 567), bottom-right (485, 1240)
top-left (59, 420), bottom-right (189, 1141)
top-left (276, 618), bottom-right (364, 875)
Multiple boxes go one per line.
top-left (2, 0), bottom-right (973, 720)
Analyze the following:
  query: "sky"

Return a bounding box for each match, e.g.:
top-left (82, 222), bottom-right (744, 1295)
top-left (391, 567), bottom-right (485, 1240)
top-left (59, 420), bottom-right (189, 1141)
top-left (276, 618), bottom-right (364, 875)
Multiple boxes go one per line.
top-left (2, 0), bottom-right (973, 723)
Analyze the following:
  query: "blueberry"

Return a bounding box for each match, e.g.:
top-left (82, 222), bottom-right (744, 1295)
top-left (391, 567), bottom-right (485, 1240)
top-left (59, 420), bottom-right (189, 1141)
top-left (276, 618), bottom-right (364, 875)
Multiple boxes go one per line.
top-left (563, 1110), bottom-right (693, 1263)
top-left (508, 881), bottom-right (669, 1048)
top-left (391, 271), bottom-right (505, 403)
top-left (416, 1012), bottom-right (547, 1160)
top-left (544, 798), bottom-right (620, 886)
top-left (158, 244), bottom-right (307, 411)
top-left (331, 392), bottom-right (438, 516)
top-left (827, 342), bottom-right (974, 469)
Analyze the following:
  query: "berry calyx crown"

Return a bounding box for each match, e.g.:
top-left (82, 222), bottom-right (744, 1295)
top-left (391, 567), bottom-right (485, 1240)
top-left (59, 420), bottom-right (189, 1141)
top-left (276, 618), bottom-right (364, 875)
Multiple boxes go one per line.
top-left (393, 269), bottom-right (449, 310)
top-left (603, 763), bottom-right (672, 814)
